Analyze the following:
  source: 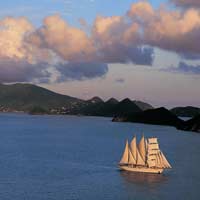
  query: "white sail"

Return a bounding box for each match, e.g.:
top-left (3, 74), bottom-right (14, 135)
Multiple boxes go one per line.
top-left (148, 154), bottom-right (156, 160)
top-left (119, 135), bottom-right (172, 172)
top-left (138, 135), bottom-right (146, 163)
top-left (147, 159), bottom-right (156, 167)
top-left (147, 152), bottom-right (157, 167)
top-left (155, 154), bottom-right (159, 167)
top-left (155, 153), bottom-right (163, 168)
top-left (130, 136), bottom-right (137, 161)
top-left (148, 143), bottom-right (159, 150)
top-left (145, 139), bottom-right (148, 150)
top-left (147, 138), bottom-right (160, 158)
top-left (150, 150), bottom-right (172, 169)
top-left (119, 140), bottom-right (129, 165)
top-left (136, 148), bottom-right (146, 166)
top-left (160, 151), bottom-right (172, 168)
top-left (148, 138), bottom-right (158, 144)
top-left (130, 136), bottom-right (145, 166)
top-left (128, 148), bottom-right (136, 165)
top-left (159, 153), bottom-right (167, 168)
top-left (148, 149), bottom-right (159, 154)
top-left (147, 138), bottom-right (160, 168)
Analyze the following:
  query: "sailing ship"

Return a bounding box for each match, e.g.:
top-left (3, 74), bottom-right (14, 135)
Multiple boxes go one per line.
top-left (119, 135), bottom-right (172, 174)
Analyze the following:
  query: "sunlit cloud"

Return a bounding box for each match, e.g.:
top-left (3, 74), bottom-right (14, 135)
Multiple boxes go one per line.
top-left (0, 1), bottom-right (200, 83)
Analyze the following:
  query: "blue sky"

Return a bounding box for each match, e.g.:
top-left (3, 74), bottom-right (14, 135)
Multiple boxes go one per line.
top-left (0, 0), bottom-right (168, 26)
top-left (0, 0), bottom-right (200, 108)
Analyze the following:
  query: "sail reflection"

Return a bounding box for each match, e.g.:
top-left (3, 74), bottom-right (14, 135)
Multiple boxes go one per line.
top-left (120, 171), bottom-right (168, 186)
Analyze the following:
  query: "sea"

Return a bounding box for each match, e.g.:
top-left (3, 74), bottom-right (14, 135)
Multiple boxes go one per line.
top-left (0, 113), bottom-right (199, 200)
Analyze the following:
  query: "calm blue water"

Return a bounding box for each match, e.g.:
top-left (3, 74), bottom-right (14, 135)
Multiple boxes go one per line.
top-left (0, 113), bottom-right (199, 200)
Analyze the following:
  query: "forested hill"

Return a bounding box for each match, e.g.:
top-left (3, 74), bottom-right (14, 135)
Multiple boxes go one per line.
top-left (0, 83), bottom-right (83, 112)
top-left (0, 83), bottom-right (153, 115)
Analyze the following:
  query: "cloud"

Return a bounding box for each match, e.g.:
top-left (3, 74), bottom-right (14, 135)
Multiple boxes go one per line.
top-left (171, 0), bottom-right (200, 8)
top-left (0, 59), bottom-right (51, 83)
top-left (1, 1), bottom-right (200, 83)
top-left (32, 5), bottom-right (200, 61)
top-left (28, 15), bottom-right (95, 62)
top-left (0, 17), bottom-right (33, 60)
top-left (181, 53), bottom-right (200, 60)
top-left (168, 62), bottom-right (200, 74)
top-left (0, 16), bottom-right (107, 83)
top-left (91, 15), bottom-right (154, 64)
top-left (29, 15), bottom-right (154, 65)
top-left (115, 78), bottom-right (125, 84)
top-left (128, 2), bottom-right (200, 57)
top-left (0, 17), bottom-right (52, 83)
top-left (128, 1), bottom-right (154, 19)
top-left (55, 62), bottom-right (108, 81)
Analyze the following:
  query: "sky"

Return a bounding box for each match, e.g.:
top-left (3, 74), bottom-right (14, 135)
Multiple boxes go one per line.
top-left (0, 0), bottom-right (200, 108)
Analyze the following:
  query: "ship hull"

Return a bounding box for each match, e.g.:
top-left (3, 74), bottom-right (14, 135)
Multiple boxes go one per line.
top-left (119, 165), bottom-right (164, 174)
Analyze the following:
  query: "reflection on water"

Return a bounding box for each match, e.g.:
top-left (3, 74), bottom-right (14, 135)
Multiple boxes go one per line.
top-left (120, 171), bottom-right (170, 198)
top-left (120, 171), bottom-right (168, 186)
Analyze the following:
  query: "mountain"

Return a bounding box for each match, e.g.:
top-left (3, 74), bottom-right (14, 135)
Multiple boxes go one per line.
top-left (171, 106), bottom-right (200, 118)
top-left (1, 83), bottom-right (199, 133)
top-left (106, 98), bottom-right (119, 105)
top-left (76, 97), bottom-right (107, 116)
top-left (133, 100), bottom-right (154, 111)
top-left (178, 115), bottom-right (200, 133)
top-left (0, 83), bottom-right (83, 112)
top-left (113, 98), bottom-right (142, 116)
top-left (0, 83), bottom-right (152, 117)
top-left (87, 97), bottom-right (104, 104)
top-left (113, 107), bottom-right (184, 127)
top-left (75, 98), bottom-right (142, 117)
top-left (112, 107), bottom-right (200, 133)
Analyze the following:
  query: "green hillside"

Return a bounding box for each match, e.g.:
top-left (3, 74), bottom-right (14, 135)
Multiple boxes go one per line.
top-left (0, 83), bottom-right (154, 116)
top-left (0, 83), bottom-right (82, 111)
